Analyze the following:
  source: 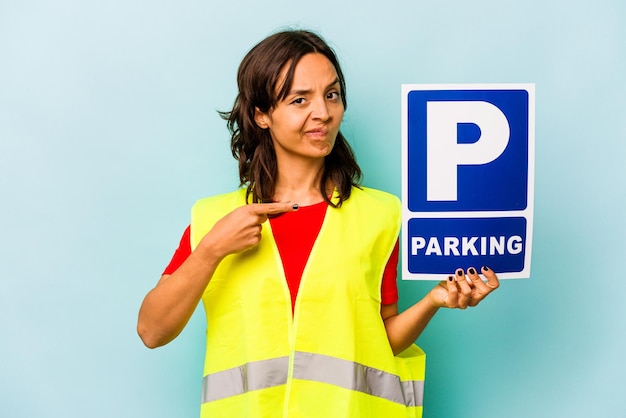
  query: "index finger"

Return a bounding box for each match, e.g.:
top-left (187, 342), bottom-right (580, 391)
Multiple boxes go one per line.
top-left (249, 202), bottom-right (299, 217)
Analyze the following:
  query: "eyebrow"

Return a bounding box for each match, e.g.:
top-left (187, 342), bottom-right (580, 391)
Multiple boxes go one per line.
top-left (288, 77), bottom-right (340, 96)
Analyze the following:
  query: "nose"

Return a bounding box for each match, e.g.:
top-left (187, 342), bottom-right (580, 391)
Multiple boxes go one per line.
top-left (311, 97), bottom-right (330, 121)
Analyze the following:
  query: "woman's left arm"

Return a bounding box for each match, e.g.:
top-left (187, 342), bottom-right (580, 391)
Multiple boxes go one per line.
top-left (382, 266), bottom-right (499, 355)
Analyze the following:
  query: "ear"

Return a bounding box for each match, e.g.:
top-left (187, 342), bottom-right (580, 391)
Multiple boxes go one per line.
top-left (254, 107), bottom-right (270, 129)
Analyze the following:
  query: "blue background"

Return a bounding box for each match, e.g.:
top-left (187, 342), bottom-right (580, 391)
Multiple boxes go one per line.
top-left (407, 89), bottom-right (529, 211)
top-left (1, 1), bottom-right (625, 417)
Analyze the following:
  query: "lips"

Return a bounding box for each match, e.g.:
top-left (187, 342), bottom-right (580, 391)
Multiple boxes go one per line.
top-left (305, 128), bottom-right (328, 137)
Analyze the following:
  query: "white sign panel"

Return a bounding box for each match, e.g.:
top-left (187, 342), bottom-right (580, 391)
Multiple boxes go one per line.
top-left (402, 84), bottom-right (535, 280)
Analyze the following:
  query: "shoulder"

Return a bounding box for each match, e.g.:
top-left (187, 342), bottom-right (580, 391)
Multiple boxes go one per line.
top-left (342, 186), bottom-right (401, 247)
top-left (191, 189), bottom-right (248, 225)
top-left (190, 189), bottom-right (248, 243)
top-left (339, 187), bottom-right (401, 224)
top-left (349, 186), bottom-right (401, 210)
top-left (192, 189), bottom-right (248, 212)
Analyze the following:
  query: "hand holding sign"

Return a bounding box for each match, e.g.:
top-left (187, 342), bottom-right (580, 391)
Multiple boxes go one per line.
top-left (429, 266), bottom-right (499, 309)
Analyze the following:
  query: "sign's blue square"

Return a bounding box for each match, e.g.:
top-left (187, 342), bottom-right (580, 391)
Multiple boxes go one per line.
top-left (407, 89), bottom-right (529, 212)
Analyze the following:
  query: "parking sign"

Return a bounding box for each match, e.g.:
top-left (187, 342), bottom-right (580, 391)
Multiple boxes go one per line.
top-left (402, 84), bottom-right (535, 280)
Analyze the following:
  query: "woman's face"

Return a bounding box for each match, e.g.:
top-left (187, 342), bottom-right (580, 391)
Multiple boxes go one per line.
top-left (254, 53), bottom-right (344, 165)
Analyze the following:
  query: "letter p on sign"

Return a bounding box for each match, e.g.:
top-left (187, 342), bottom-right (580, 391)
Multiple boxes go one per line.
top-left (426, 101), bottom-right (511, 201)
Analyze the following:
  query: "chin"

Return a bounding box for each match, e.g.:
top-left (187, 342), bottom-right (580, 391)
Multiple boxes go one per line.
top-left (311, 146), bottom-right (333, 158)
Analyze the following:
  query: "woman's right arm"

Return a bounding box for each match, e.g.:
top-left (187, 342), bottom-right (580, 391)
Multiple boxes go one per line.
top-left (136, 201), bottom-right (297, 348)
top-left (137, 239), bottom-right (224, 348)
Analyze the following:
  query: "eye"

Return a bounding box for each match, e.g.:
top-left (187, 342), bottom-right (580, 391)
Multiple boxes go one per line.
top-left (291, 97), bottom-right (306, 105)
top-left (327, 91), bottom-right (341, 100)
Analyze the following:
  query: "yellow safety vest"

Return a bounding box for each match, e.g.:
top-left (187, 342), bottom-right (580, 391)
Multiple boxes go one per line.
top-left (190, 187), bottom-right (426, 418)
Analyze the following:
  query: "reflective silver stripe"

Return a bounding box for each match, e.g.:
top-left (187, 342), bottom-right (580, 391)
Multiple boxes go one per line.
top-left (401, 380), bottom-right (424, 407)
top-left (201, 352), bottom-right (423, 407)
top-left (201, 356), bottom-right (289, 403)
top-left (293, 351), bottom-right (423, 407)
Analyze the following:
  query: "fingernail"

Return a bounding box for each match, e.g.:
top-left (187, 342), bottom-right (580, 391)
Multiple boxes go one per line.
top-left (292, 204), bottom-right (299, 210)
top-left (468, 267), bottom-right (476, 275)
top-left (448, 276), bottom-right (454, 281)
top-left (456, 269), bottom-right (463, 276)
top-left (482, 266), bottom-right (490, 271)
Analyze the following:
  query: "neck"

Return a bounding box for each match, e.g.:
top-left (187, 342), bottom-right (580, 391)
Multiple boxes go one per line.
top-left (273, 159), bottom-right (331, 206)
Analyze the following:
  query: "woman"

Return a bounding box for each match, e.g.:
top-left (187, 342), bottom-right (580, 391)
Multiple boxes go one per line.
top-left (137, 29), bottom-right (499, 418)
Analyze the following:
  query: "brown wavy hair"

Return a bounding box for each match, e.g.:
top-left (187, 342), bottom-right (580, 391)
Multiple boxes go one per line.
top-left (219, 29), bottom-right (362, 207)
